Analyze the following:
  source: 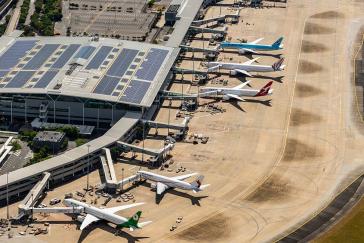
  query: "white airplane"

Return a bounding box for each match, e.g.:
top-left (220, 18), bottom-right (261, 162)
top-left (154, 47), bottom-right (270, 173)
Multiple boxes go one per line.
top-left (63, 198), bottom-right (152, 231)
top-left (136, 170), bottom-right (210, 196)
top-left (199, 80), bottom-right (273, 101)
top-left (205, 57), bottom-right (285, 77)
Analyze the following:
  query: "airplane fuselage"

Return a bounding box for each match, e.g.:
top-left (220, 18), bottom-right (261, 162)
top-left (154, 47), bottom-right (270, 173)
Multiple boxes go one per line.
top-left (200, 87), bottom-right (263, 97)
top-left (207, 62), bottom-right (277, 72)
top-left (220, 42), bottom-right (282, 51)
top-left (64, 199), bottom-right (128, 225)
top-left (138, 171), bottom-right (193, 191)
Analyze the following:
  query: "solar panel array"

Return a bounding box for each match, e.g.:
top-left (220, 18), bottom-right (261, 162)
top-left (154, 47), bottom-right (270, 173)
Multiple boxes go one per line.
top-left (135, 48), bottom-right (168, 81)
top-left (106, 49), bottom-right (138, 77)
top-left (74, 46), bottom-right (96, 59)
top-left (85, 46), bottom-right (113, 70)
top-left (119, 80), bottom-right (151, 104)
top-left (52, 44), bottom-right (81, 69)
top-left (0, 40), bottom-right (37, 70)
top-left (93, 48), bottom-right (139, 96)
top-left (5, 71), bottom-right (35, 88)
top-left (33, 70), bottom-right (59, 88)
top-left (0, 39), bottom-right (171, 105)
top-left (23, 44), bottom-right (60, 70)
top-left (93, 76), bottom-right (120, 95)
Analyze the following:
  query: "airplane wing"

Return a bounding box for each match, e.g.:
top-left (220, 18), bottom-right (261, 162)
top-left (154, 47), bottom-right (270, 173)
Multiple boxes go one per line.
top-left (80, 214), bottom-right (100, 230)
top-left (234, 69), bottom-right (252, 77)
top-left (242, 57), bottom-right (260, 65)
top-left (101, 202), bottom-right (145, 214)
top-left (207, 65), bottom-right (221, 72)
top-left (226, 94), bottom-right (245, 101)
top-left (172, 172), bottom-right (198, 181)
top-left (242, 48), bottom-right (258, 54)
top-left (250, 37), bottom-right (264, 44)
top-left (157, 182), bottom-right (169, 195)
top-left (234, 80), bottom-right (250, 89)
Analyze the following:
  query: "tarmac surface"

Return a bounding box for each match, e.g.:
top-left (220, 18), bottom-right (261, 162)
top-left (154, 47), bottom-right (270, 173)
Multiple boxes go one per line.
top-left (1, 0), bottom-right (364, 242)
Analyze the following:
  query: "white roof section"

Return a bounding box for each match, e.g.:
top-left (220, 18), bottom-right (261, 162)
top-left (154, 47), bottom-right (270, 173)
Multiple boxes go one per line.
top-left (0, 36), bottom-right (178, 107)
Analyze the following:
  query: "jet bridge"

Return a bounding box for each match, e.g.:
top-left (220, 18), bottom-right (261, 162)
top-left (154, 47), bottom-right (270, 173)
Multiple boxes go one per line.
top-left (100, 148), bottom-right (118, 192)
top-left (172, 67), bottom-right (209, 75)
top-left (189, 26), bottom-right (227, 35)
top-left (29, 206), bottom-right (84, 214)
top-left (180, 45), bottom-right (219, 53)
top-left (17, 172), bottom-right (51, 218)
top-left (141, 116), bottom-right (191, 132)
top-left (191, 11), bottom-right (240, 26)
top-left (117, 141), bottom-right (174, 160)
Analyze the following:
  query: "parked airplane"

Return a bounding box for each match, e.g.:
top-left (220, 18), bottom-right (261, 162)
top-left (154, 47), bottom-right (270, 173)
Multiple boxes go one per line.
top-left (206, 57), bottom-right (285, 77)
top-left (63, 198), bottom-right (152, 231)
top-left (200, 80), bottom-right (273, 101)
top-left (136, 170), bottom-right (210, 196)
top-left (220, 37), bottom-right (284, 54)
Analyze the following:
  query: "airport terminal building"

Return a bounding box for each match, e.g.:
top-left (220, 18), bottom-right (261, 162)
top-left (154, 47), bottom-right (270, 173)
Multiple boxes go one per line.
top-left (0, 36), bottom-right (178, 129)
top-left (0, 0), bottom-right (206, 203)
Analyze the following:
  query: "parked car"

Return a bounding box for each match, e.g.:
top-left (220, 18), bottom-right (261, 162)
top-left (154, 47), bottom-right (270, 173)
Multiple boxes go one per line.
top-left (49, 198), bottom-right (61, 205)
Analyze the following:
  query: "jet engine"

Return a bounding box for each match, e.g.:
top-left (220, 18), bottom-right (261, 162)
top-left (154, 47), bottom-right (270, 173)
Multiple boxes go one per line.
top-left (238, 49), bottom-right (246, 55)
top-left (76, 215), bottom-right (85, 223)
top-left (222, 95), bottom-right (230, 100)
top-left (229, 70), bottom-right (237, 76)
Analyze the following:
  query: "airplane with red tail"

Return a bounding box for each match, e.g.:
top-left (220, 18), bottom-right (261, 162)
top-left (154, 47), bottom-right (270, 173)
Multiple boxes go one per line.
top-left (199, 80), bottom-right (273, 101)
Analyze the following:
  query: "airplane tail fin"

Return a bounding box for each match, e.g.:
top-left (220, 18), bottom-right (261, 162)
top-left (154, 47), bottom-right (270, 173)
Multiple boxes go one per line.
top-left (127, 211), bottom-right (142, 231)
top-left (191, 175), bottom-right (204, 189)
top-left (254, 81), bottom-right (273, 97)
top-left (272, 37), bottom-right (284, 48)
top-left (272, 58), bottom-right (284, 71)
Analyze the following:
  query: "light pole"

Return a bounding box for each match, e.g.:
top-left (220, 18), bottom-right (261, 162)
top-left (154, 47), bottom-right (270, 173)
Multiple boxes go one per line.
top-left (121, 168), bottom-right (124, 193)
top-left (6, 172), bottom-right (9, 221)
top-left (86, 144), bottom-right (91, 191)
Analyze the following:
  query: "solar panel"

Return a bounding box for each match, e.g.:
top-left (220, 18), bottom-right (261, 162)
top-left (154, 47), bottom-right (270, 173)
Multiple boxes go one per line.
top-left (85, 46), bottom-right (113, 70)
top-left (0, 40), bottom-right (37, 70)
top-left (74, 46), bottom-right (96, 59)
top-left (119, 80), bottom-right (150, 104)
top-left (52, 44), bottom-right (81, 69)
top-left (33, 70), bottom-right (58, 88)
top-left (5, 71), bottom-right (35, 88)
top-left (107, 49), bottom-right (138, 77)
top-left (93, 75), bottom-right (120, 95)
top-left (23, 44), bottom-right (60, 70)
top-left (135, 48), bottom-right (168, 81)
top-left (0, 71), bottom-right (8, 79)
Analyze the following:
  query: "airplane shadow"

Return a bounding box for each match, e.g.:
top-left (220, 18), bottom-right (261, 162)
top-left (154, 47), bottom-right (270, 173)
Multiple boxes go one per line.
top-left (252, 75), bottom-right (284, 83)
top-left (229, 100), bottom-right (246, 112)
top-left (77, 222), bottom-right (150, 243)
top-left (159, 189), bottom-right (209, 206)
top-left (243, 99), bottom-right (272, 107)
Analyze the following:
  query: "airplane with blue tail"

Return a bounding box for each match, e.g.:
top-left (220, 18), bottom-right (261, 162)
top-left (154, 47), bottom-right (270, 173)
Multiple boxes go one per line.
top-left (220, 37), bottom-right (284, 54)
